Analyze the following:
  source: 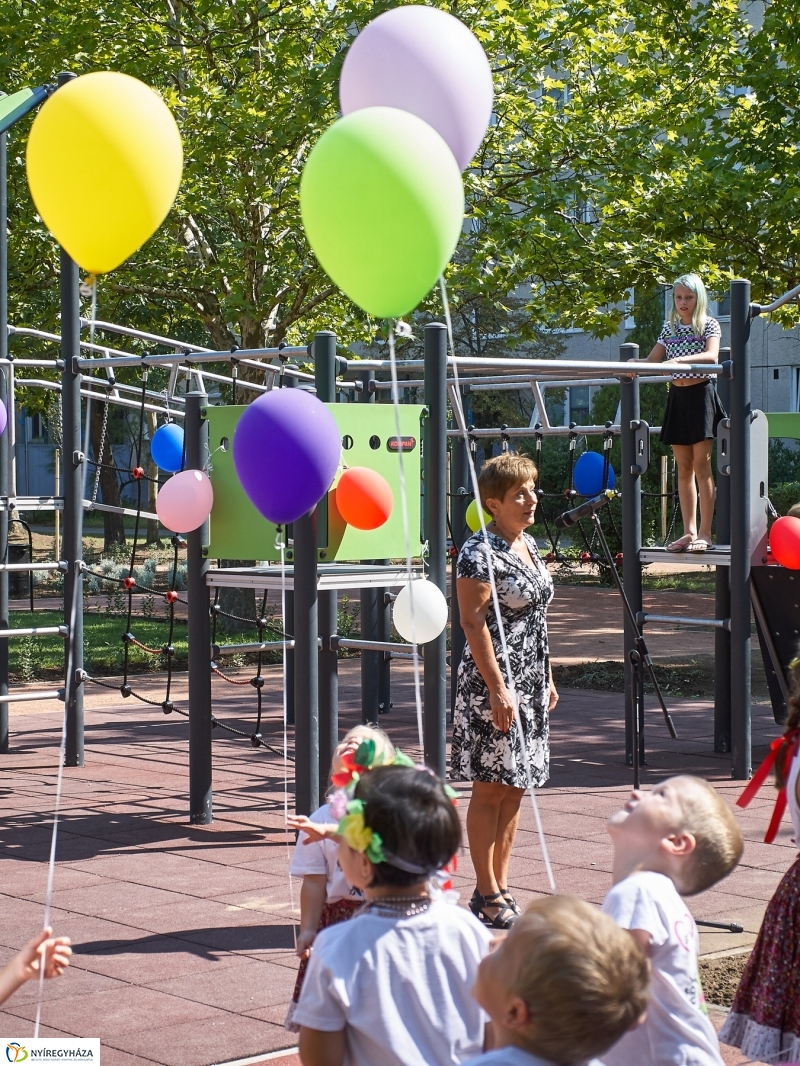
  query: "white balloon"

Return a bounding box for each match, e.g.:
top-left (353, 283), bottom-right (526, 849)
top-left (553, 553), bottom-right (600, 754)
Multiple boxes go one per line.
top-left (393, 579), bottom-right (448, 644)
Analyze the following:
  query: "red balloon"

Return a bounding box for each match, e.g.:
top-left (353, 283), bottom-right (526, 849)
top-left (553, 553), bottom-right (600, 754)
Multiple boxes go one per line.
top-left (769, 516), bottom-right (800, 569)
top-left (336, 467), bottom-right (393, 530)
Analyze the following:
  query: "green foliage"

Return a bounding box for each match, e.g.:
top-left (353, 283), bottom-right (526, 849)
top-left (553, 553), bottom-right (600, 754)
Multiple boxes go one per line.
top-left (769, 482), bottom-right (800, 519)
top-left (0, 0), bottom-right (798, 361)
top-left (769, 440), bottom-right (800, 486)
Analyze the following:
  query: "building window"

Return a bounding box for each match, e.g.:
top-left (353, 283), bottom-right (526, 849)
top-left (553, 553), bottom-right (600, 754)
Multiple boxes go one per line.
top-left (28, 412), bottom-right (46, 441)
top-left (716, 292), bottom-right (731, 318)
top-left (793, 368), bottom-right (800, 412)
top-left (569, 386), bottom-right (592, 426)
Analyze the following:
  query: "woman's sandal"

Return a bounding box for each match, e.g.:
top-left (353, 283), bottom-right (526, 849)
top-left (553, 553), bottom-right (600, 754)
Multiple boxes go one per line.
top-left (469, 888), bottom-right (517, 929)
top-left (498, 887), bottom-right (522, 917)
top-left (666, 533), bottom-right (694, 553)
top-left (687, 537), bottom-right (713, 553)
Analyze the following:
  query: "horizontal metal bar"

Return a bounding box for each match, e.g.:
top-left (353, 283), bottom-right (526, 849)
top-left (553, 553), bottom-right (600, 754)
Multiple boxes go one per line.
top-left (15, 378), bottom-right (184, 419)
top-left (85, 501), bottom-right (160, 522)
top-left (639, 612), bottom-right (730, 631)
top-left (205, 564), bottom-right (421, 592)
top-left (333, 636), bottom-right (418, 654)
top-left (80, 318), bottom-right (215, 352)
top-left (75, 347), bottom-right (309, 371)
top-left (640, 546), bottom-right (731, 568)
top-left (752, 283), bottom-right (800, 316)
top-left (10, 325), bottom-right (145, 361)
top-left (212, 640), bottom-right (295, 656)
top-left (0, 561), bottom-right (65, 572)
top-left (447, 424), bottom-right (663, 438)
top-left (0, 495), bottom-right (63, 511)
top-left (0, 688), bottom-right (64, 704)
top-left (386, 651), bottom-right (421, 660)
top-left (0, 625), bottom-right (68, 637)
top-left (449, 357), bottom-right (724, 377)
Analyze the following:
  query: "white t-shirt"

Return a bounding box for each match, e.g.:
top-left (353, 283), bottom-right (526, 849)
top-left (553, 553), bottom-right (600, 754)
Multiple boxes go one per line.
top-left (600, 872), bottom-right (723, 1066)
top-left (289, 803), bottom-right (364, 905)
top-left (293, 899), bottom-right (492, 1066)
top-left (465, 1047), bottom-right (603, 1066)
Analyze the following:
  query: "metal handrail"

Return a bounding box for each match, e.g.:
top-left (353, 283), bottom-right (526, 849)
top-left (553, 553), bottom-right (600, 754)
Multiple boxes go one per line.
top-left (751, 282), bottom-right (800, 316)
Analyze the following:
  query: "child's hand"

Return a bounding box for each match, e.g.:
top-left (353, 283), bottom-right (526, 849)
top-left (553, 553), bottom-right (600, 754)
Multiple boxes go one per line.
top-left (296, 929), bottom-right (316, 959)
top-left (287, 815), bottom-right (339, 843)
top-left (17, 928), bottom-right (72, 982)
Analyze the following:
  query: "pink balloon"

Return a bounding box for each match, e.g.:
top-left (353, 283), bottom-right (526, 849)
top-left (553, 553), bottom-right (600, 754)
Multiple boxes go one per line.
top-left (340, 6), bottom-right (493, 171)
top-left (156, 469), bottom-right (213, 533)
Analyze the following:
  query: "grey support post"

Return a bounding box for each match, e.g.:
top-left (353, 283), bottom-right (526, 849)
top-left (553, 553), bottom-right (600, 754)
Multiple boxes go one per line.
top-left (61, 243), bottom-right (85, 767)
top-left (449, 401), bottom-right (470, 715)
top-left (423, 323), bottom-right (447, 777)
top-left (729, 281), bottom-right (752, 779)
top-left (714, 347), bottom-right (732, 753)
top-left (186, 390), bottom-right (213, 823)
top-left (294, 505), bottom-right (319, 815)
top-left (0, 128), bottom-right (8, 752)
top-left (619, 343), bottom-right (644, 767)
top-left (315, 331), bottom-right (338, 799)
top-left (357, 367), bottom-right (381, 726)
top-left (282, 369), bottom-right (297, 727)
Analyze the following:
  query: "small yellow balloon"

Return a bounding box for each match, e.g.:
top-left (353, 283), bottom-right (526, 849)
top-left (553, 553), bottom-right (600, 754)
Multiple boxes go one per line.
top-left (466, 498), bottom-right (492, 532)
top-left (26, 72), bottom-right (183, 274)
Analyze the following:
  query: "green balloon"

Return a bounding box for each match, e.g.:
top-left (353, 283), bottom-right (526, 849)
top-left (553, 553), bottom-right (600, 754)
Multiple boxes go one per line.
top-left (466, 498), bottom-right (492, 532)
top-left (300, 107), bottom-right (464, 319)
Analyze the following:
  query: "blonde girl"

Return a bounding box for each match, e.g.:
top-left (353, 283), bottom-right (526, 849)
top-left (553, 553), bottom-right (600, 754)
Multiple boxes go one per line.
top-left (283, 724), bottom-right (395, 1031)
top-left (647, 273), bottom-right (724, 552)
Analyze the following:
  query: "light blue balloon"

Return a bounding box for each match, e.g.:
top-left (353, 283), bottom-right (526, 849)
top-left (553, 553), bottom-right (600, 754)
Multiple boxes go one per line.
top-left (150, 423), bottom-right (184, 473)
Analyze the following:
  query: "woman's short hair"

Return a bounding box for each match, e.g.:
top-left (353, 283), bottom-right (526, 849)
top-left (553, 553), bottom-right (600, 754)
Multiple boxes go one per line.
top-left (354, 765), bottom-right (461, 888)
top-left (668, 273), bottom-right (709, 336)
top-left (478, 454), bottom-right (538, 512)
top-left (508, 896), bottom-right (649, 1065)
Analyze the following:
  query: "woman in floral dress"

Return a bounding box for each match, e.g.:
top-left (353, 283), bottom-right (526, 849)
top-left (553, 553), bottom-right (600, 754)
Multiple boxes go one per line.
top-left (452, 453), bottom-right (558, 929)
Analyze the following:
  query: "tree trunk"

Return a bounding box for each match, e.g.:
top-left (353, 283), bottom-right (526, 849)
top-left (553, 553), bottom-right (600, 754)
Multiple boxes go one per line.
top-left (217, 559), bottom-right (256, 635)
top-left (89, 400), bottom-right (126, 550)
top-left (145, 411), bottom-right (162, 546)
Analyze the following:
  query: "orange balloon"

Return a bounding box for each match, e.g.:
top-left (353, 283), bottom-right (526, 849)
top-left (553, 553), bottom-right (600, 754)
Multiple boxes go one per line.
top-left (336, 467), bottom-right (394, 530)
top-left (769, 516), bottom-right (800, 569)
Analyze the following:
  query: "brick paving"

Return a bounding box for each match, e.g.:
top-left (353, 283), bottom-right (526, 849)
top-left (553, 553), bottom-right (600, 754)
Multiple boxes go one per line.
top-left (0, 634), bottom-right (791, 1064)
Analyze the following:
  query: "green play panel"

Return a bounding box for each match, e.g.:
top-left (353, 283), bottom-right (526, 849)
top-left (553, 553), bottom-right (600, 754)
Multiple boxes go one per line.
top-left (206, 402), bottom-right (425, 562)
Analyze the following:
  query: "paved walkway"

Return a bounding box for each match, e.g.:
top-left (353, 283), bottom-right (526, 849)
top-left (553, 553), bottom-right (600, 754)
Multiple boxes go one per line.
top-left (0, 658), bottom-right (790, 1066)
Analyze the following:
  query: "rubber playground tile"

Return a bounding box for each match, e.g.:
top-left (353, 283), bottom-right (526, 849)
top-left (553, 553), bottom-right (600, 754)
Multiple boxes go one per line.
top-left (45, 881), bottom-right (192, 922)
top-left (121, 896), bottom-right (297, 939)
top-left (72, 932), bottom-right (241, 981)
top-left (7, 985), bottom-right (219, 1037)
top-left (0, 1012), bottom-right (69, 1038)
top-left (103, 1014), bottom-right (294, 1066)
top-left (87, 1048), bottom-right (153, 1066)
top-left (6, 963), bottom-right (125, 1006)
top-left (145, 958), bottom-right (297, 1012)
top-left (722, 864), bottom-right (795, 902)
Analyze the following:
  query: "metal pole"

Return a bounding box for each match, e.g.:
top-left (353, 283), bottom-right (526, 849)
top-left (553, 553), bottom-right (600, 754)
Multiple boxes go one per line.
top-left (449, 400), bottom-right (470, 717)
top-left (0, 130), bottom-right (8, 752)
top-left (315, 331), bottom-right (338, 799)
top-left (294, 506), bottom-right (319, 815)
top-left (186, 390), bottom-right (212, 823)
top-left (60, 239), bottom-right (84, 766)
top-left (714, 347), bottom-right (732, 753)
top-left (729, 283), bottom-right (752, 779)
top-left (357, 368), bottom-right (381, 725)
top-left (424, 323), bottom-right (447, 777)
top-left (620, 342), bottom-right (644, 767)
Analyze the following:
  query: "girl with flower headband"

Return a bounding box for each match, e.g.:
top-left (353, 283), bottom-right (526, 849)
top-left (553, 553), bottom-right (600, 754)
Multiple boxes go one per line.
top-left (294, 765), bottom-right (491, 1066)
top-left (283, 724), bottom-right (395, 1032)
top-left (719, 653), bottom-right (800, 1061)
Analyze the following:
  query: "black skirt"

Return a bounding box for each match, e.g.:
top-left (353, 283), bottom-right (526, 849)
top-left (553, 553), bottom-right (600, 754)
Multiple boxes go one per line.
top-left (660, 380), bottom-right (726, 446)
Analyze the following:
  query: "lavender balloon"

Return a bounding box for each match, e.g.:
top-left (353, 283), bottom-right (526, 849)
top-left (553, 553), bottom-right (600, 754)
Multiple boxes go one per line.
top-left (0, 401), bottom-right (7, 437)
top-left (233, 389), bottom-right (341, 525)
top-left (339, 6), bottom-right (493, 171)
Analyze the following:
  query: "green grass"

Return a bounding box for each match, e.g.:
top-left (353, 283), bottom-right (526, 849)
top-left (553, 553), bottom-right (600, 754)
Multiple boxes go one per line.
top-left (11, 609), bottom-right (193, 683)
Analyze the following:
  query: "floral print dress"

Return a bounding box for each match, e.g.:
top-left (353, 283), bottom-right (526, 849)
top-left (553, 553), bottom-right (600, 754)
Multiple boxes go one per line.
top-left (451, 530), bottom-right (554, 788)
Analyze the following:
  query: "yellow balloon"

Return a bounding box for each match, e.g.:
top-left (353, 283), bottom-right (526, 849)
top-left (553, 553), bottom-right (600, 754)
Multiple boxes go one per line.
top-left (26, 72), bottom-right (182, 274)
top-left (466, 498), bottom-right (492, 532)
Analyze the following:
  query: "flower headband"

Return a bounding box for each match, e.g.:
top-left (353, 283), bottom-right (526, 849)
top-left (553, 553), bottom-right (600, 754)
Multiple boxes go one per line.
top-left (337, 798), bottom-right (432, 875)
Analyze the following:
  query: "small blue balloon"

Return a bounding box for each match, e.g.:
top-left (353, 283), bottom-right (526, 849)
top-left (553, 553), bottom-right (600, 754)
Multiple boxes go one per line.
top-left (573, 450), bottom-right (615, 497)
top-left (150, 423), bottom-right (184, 473)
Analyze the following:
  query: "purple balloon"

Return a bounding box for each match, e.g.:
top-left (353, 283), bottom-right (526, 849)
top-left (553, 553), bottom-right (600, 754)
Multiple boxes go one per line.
top-left (0, 401), bottom-right (7, 437)
top-left (339, 6), bottom-right (493, 172)
top-left (233, 389), bottom-right (341, 525)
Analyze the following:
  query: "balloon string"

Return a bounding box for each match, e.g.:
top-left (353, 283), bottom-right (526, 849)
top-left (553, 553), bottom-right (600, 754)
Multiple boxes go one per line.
top-left (439, 276), bottom-right (556, 894)
top-left (387, 325), bottom-right (424, 756)
top-left (279, 527), bottom-right (297, 949)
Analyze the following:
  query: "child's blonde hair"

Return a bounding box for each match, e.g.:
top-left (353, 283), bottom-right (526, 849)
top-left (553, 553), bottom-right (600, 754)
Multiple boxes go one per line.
top-left (668, 273), bottom-right (709, 336)
top-left (672, 776), bottom-right (743, 895)
top-left (508, 896), bottom-right (649, 1065)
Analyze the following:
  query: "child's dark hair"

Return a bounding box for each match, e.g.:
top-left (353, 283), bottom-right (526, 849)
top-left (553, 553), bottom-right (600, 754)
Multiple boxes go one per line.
top-left (776, 653), bottom-right (800, 789)
top-left (354, 765), bottom-right (460, 887)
